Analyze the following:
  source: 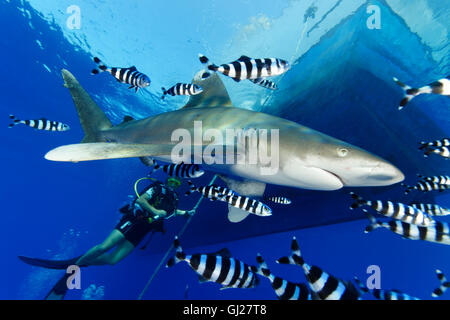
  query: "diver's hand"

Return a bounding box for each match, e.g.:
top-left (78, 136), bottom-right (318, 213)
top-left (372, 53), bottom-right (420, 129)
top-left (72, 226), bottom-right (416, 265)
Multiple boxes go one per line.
top-left (186, 209), bottom-right (196, 216)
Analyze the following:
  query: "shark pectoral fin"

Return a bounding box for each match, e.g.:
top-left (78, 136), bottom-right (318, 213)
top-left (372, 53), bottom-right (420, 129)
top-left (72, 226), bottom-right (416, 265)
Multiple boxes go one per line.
top-left (182, 71), bottom-right (233, 109)
top-left (228, 205), bottom-right (251, 223)
top-left (45, 143), bottom-right (175, 162)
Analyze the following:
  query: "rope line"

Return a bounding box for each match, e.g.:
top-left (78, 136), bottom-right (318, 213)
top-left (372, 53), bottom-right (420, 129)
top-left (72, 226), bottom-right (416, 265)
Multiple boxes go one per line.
top-left (137, 174), bottom-right (218, 300)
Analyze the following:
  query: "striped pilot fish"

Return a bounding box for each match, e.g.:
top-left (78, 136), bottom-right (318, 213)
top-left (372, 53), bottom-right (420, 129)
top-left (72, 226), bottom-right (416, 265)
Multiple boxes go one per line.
top-left (91, 57), bottom-right (150, 92)
top-left (255, 253), bottom-right (315, 300)
top-left (8, 115), bottom-right (70, 131)
top-left (349, 192), bottom-right (435, 226)
top-left (410, 202), bottom-right (450, 217)
top-left (161, 83), bottom-right (203, 99)
top-left (249, 78), bottom-right (278, 90)
top-left (417, 174), bottom-right (450, 186)
top-left (419, 139), bottom-right (450, 158)
top-left (185, 181), bottom-right (237, 199)
top-left (420, 138), bottom-right (450, 150)
top-left (364, 212), bottom-right (450, 246)
top-left (153, 162), bottom-right (204, 179)
top-left (402, 181), bottom-right (450, 195)
top-left (166, 236), bottom-right (260, 289)
top-left (218, 194), bottom-right (272, 217)
top-left (354, 278), bottom-right (420, 300)
top-left (423, 146), bottom-right (450, 159)
top-left (199, 54), bottom-right (290, 82)
top-left (264, 196), bottom-right (292, 205)
top-left (276, 237), bottom-right (364, 300)
top-left (393, 76), bottom-right (449, 110)
top-left (432, 269), bottom-right (450, 298)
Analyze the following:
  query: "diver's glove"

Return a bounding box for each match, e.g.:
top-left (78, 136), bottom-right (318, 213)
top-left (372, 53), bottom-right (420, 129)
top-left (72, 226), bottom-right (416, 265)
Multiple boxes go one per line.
top-left (186, 209), bottom-right (196, 216)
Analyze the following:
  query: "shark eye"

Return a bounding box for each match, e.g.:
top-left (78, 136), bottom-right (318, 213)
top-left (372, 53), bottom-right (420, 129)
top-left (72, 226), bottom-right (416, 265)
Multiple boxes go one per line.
top-left (337, 148), bottom-right (349, 157)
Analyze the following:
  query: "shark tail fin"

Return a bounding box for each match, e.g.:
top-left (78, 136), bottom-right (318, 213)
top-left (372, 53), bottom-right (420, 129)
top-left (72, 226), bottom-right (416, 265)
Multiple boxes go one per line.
top-left (166, 236), bottom-right (186, 268)
top-left (393, 77), bottom-right (422, 110)
top-left (62, 69), bottom-right (113, 143)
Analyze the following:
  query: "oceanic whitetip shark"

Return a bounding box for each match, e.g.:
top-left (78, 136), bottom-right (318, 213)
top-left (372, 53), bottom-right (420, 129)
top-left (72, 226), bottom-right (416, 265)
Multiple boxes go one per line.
top-left (46, 69), bottom-right (404, 222)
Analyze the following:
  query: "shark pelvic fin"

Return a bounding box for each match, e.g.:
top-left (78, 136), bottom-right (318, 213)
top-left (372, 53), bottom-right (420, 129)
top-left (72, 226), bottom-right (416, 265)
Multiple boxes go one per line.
top-left (182, 70), bottom-right (233, 109)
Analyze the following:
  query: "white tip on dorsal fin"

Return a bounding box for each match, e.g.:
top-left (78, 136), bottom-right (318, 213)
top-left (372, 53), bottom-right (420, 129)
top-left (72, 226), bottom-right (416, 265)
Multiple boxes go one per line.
top-left (181, 69), bottom-right (233, 109)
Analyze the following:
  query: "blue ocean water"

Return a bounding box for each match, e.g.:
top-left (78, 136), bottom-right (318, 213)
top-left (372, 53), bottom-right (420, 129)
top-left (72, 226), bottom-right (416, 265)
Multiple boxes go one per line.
top-left (1, 0), bottom-right (449, 300)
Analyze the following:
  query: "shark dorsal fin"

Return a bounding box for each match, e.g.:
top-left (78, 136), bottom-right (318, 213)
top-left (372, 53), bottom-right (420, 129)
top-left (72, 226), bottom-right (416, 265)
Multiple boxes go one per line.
top-left (182, 70), bottom-right (233, 109)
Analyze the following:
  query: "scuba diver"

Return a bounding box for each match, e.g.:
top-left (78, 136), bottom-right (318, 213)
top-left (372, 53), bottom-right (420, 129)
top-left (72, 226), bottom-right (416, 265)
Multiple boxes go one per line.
top-left (18, 176), bottom-right (195, 299)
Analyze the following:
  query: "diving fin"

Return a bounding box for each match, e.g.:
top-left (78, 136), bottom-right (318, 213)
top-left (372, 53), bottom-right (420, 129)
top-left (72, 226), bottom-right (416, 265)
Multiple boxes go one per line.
top-left (18, 255), bottom-right (83, 270)
top-left (44, 273), bottom-right (71, 300)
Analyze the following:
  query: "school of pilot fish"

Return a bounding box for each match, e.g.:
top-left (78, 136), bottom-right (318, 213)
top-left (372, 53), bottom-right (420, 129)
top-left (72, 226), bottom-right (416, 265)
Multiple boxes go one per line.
top-left (11, 36), bottom-right (450, 300)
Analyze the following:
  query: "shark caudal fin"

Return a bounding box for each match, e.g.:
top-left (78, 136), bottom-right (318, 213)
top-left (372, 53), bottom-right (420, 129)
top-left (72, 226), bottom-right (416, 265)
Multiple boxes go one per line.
top-left (62, 69), bottom-right (112, 143)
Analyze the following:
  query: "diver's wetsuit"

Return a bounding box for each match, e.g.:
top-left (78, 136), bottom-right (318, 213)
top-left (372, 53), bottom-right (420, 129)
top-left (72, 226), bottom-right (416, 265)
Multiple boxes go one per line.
top-left (115, 181), bottom-right (178, 247)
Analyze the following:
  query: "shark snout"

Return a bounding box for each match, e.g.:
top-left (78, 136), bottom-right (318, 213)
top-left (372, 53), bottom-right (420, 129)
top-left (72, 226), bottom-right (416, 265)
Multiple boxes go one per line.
top-left (368, 161), bottom-right (405, 185)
